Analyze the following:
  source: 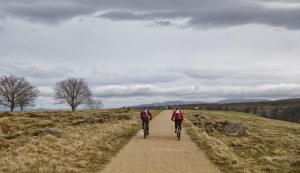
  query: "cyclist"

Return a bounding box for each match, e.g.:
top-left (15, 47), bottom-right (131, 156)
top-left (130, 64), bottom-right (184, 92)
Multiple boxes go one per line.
top-left (140, 107), bottom-right (152, 135)
top-left (171, 107), bottom-right (184, 133)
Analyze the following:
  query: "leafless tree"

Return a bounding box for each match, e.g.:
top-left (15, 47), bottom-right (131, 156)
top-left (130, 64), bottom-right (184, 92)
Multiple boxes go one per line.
top-left (0, 75), bottom-right (39, 112)
top-left (55, 78), bottom-right (92, 111)
top-left (86, 98), bottom-right (103, 110)
top-left (18, 87), bottom-right (39, 112)
top-left (87, 98), bottom-right (95, 110)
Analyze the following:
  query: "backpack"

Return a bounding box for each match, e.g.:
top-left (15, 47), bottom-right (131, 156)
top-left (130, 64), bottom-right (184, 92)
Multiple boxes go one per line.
top-left (175, 111), bottom-right (181, 119)
top-left (141, 110), bottom-right (148, 117)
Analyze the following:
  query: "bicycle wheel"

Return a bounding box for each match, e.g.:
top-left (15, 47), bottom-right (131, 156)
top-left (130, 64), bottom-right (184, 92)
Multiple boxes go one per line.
top-left (144, 127), bottom-right (147, 139)
top-left (177, 127), bottom-right (181, 140)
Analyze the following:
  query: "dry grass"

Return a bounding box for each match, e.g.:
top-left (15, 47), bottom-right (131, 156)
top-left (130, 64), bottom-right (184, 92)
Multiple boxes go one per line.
top-left (185, 110), bottom-right (300, 173)
top-left (0, 109), bottom-right (159, 173)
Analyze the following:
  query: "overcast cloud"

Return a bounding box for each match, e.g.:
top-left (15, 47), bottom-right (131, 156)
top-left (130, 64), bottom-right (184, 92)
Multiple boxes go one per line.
top-left (0, 0), bottom-right (299, 29)
top-left (0, 0), bottom-right (300, 108)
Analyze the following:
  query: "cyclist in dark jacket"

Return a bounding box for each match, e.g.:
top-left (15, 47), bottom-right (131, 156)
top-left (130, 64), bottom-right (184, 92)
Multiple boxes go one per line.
top-left (171, 108), bottom-right (184, 133)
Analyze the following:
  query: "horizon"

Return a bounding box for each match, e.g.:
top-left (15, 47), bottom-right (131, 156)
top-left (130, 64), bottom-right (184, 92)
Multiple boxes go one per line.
top-left (0, 97), bottom-right (288, 111)
top-left (1, 0), bottom-right (300, 109)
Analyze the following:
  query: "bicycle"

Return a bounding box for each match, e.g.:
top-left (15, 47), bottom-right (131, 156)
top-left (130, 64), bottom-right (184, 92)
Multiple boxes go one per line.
top-left (143, 119), bottom-right (149, 139)
top-left (176, 124), bottom-right (181, 140)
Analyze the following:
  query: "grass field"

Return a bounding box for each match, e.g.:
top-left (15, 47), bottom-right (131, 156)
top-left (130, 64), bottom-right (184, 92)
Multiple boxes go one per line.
top-left (185, 110), bottom-right (300, 173)
top-left (0, 109), bottom-right (159, 173)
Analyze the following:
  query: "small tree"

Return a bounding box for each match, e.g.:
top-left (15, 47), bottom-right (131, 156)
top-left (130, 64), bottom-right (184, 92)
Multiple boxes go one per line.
top-left (18, 87), bottom-right (39, 112)
top-left (86, 98), bottom-right (103, 110)
top-left (55, 78), bottom-right (92, 111)
top-left (0, 75), bottom-right (39, 112)
top-left (95, 100), bottom-right (104, 109)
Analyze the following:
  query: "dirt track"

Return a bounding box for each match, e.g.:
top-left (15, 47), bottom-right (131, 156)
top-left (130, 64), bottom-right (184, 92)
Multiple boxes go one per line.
top-left (101, 110), bottom-right (221, 173)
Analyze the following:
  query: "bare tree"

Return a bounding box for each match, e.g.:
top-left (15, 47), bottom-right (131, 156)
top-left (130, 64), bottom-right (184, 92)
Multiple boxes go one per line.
top-left (18, 87), bottom-right (39, 112)
top-left (55, 78), bottom-right (92, 111)
top-left (94, 100), bottom-right (104, 109)
top-left (87, 98), bottom-right (95, 110)
top-left (86, 98), bottom-right (103, 110)
top-left (0, 75), bottom-right (39, 112)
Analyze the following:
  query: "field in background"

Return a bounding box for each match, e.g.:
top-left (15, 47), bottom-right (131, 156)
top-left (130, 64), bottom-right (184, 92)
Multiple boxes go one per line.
top-left (178, 98), bottom-right (300, 123)
top-left (0, 109), bottom-right (160, 173)
top-left (185, 110), bottom-right (300, 173)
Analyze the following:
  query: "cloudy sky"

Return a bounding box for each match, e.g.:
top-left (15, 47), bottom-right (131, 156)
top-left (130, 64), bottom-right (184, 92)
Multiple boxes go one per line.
top-left (0, 0), bottom-right (300, 108)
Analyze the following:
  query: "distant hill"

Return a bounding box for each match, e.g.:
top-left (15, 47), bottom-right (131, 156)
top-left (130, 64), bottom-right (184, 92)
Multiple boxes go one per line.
top-left (133, 98), bottom-right (269, 108)
top-left (217, 98), bottom-right (269, 104)
top-left (134, 101), bottom-right (206, 108)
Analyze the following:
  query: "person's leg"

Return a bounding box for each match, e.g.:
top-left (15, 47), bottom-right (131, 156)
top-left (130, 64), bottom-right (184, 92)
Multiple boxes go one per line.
top-left (142, 118), bottom-right (145, 129)
top-left (175, 120), bottom-right (178, 132)
top-left (178, 120), bottom-right (182, 130)
top-left (143, 118), bottom-right (147, 129)
top-left (146, 119), bottom-right (149, 134)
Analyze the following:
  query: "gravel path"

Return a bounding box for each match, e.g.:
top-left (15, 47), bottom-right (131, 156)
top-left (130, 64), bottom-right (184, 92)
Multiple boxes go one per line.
top-left (101, 110), bottom-right (221, 173)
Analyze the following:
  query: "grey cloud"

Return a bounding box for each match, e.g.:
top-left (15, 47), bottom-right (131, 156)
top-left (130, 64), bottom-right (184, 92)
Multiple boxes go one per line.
top-left (180, 68), bottom-right (283, 81)
top-left (38, 86), bottom-right (54, 97)
top-left (99, 11), bottom-right (158, 21)
top-left (86, 67), bottom-right (182, 86)
top-left (99, 11), bottom-right (180, 27)
top-left (93, 84), bottom-right (300, 99)
top-left (87, 74), bottom-right (178, 86)
top-left (179, 67), bottom-right (300, 87)
top-left (181, 68), bottom-right (231, 80)
top-left (187, 7), bottom-right (300, 29)
top-left (154, 20), bottom-right (174, 26)
top-left (0, 63), bottom-right (73, 80)
top-left (0, 0), bottom-right (94, 23)
top-left (0, 0), bottom-right (300, 29)
top-left (100, 6), bottom-right (300, 29)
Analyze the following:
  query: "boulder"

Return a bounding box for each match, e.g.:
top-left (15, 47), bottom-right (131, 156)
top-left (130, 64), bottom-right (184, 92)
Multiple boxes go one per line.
top-left (32, 128), bottom-right (62, 137)
top-left (223, 122), bottom-right (247, 136)
top-left (0, 139), bottom-right (9, 149)
top-left (191, 112), bottom-right (247, 136)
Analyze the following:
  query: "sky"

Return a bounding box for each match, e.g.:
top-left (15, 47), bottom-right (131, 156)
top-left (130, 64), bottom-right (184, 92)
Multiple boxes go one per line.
top-left (0, 0), bottom-right (300, 108)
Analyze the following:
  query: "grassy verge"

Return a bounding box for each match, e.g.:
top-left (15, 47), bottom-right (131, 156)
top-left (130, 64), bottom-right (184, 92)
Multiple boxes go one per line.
top-left (185, 110), bottom-right (300, 173)
top-left (0, 109), bottom-right (160, 173)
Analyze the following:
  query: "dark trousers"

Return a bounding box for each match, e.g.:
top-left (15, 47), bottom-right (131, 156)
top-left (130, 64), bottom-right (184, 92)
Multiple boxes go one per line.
top-left (174, 120), bottom-right (182, 130)
top-left (142, 118), bottom-right (149, 130)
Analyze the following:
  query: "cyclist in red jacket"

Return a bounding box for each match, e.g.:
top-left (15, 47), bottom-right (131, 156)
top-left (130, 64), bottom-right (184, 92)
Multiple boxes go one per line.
top-left (171, 108), bottom-right (184, 133)
top-left (140, 107), bottom-right (152, 134)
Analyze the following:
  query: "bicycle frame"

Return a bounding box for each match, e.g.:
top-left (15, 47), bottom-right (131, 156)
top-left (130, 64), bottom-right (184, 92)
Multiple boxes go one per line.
top-left (143, 119), bottom-right (149, 139)
top-left (176, 124), bottom-right (181, 140)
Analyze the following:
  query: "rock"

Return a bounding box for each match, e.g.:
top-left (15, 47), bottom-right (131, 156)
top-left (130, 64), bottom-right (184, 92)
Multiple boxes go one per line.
top-left (72, 119), bottom-right (87, 125)
top-left (231, 140), bottom-right (243, 147)
top-left (116, 115), bottom-right (131, 120)
top-left (193, 113), bottom-right (208, 120)
top-left (205, 124), bottom-right (216, 134)
top-left (223, 122), bottom-right (247, 136)
top-left (35, 120), bottom-right (55, 128)
top-left (95, 117), bottom-right (105, 123)
top-left (4, 133), bottom-right (21, 139)
top-left (32, 128), bottom-right (62, 137)
top-left (193, 113), bottom-right (201, 118)
top-left (0, 139), bottom-right (9, 149)
top-left (191, 113), bottom-right (247, 136)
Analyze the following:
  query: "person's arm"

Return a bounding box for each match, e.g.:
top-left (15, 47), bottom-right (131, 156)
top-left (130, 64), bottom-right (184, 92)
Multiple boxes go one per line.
top-left (140, 111), bottom-right (143, 119)
top-left (181, 112), bottom-right (184, 120)
top-left (148, 111), bottom-right (152, 120)
top-left (171, 111), bottom-right (175, 121)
